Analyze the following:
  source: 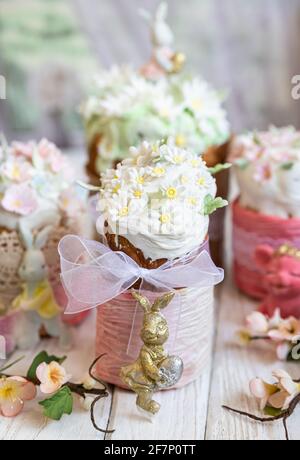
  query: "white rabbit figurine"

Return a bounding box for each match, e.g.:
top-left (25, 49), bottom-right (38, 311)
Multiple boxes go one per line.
top-left (13, 214), bottom-right (72, 350)
top-left (140, 2), bottom-right (185, 78)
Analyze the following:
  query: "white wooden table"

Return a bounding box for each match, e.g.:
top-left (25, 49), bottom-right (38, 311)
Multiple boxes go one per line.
top-left (1, 248), bottom-right (299, 441)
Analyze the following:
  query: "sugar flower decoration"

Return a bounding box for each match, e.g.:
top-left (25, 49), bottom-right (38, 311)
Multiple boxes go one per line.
top-left (82, 65), bottom-right (230, 172)
top-left (36, 361), bottom-right (71, 394)
top-left (238, 309), bottom-right (300, 361)
top-left (0, 376), bottom-right (36, 417)
top-left (0, 138), bottom-right (82, 218)
top-left (98, 139), bottom-right (228, 261)
top-left (2, 183), bottom-right (38, 216)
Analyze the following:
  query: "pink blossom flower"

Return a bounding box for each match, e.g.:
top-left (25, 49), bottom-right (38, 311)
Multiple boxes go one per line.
top-left (37, 139), bottom-right (65, 173)
top-left (59, 188), bottom-right (84, 217)
top-left (249, 377), bottom-right (278, 410)
top-left (250, 370), bottom-right (300, 411)
top-left (1, 158), bottom-right (32, 183)
top-left (246, 311), bottom-right (269, 334)
top-left (11, 141), bottom-right (34, 159)
top-left (254, 163), bottom-right (272, 182)
top-left (0, 376), bottom-right (36, 417)
top-left (36, 361), bottom-right (71, 394)
top-left (268, 370), bottom-right (300, 410)
top-left (1, 183), bottom-right (38, 216)
top-left (37, 138), bottom-right (58, 159)
top-left (268, 317), bottom-right (300, 342)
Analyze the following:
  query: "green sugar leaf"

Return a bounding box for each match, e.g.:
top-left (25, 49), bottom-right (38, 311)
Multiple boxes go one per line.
top-left (39, 387), bottom-right (73, 421)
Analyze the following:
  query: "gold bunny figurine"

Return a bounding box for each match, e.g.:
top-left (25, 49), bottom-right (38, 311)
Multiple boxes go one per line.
top-left (120, 290), bottom-right (183, 415)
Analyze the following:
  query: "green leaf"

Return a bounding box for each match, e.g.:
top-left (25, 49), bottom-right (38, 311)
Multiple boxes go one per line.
top-left (235, 158), bottom-right (249, 170)
top-left (39, 387), bottom-right (73, 421)
top-left (281, 162), bottom-right (294, 171)
top-left (27, 351), bottom-right (67, 384)
top-left (264, 405), bottom-right (283, 417)
top-left (209, 162), bottom-right (232, 175)
top-left (203, 194), bottom-right (228, 216)
top-left (253, 132), bottom-right (262, 145)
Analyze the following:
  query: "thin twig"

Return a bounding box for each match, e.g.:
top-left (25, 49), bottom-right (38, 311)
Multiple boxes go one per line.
top-left (88, 354), bottom-right (115, 435)
top-left (222, 405), bottom-right (288, 422)
top-left (0, 356), bottom-right (25, 374)
top-left (223, 392), bottom-right (300, 441)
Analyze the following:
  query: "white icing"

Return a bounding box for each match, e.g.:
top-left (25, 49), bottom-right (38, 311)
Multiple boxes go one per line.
top-left (98, 140), bottom-right (218, 261)
top-left (230, 127), bottom-right (300, 218)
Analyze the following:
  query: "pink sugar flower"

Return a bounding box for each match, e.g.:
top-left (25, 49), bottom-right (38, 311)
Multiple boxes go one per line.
top-left (1, 158), bottom-right (32, 183)
top-left (1, 183), bottom-right (38, 216)
top-left (253, 163), bottom-right (272, 182)
top-left (268, 317), bottom-right (300, 342)
top-left (250, 370), bottom-right (300, 411)
top-left (11, 141), bottom-right (34, 159)
top-left (0, 376), bottom-right (36, 417)
top-left (36, 361), bottom-right (71, 394)
top-left (37, 138), bottom-right (58, 158)
top-left (246, 311), bottom-right (269, 334)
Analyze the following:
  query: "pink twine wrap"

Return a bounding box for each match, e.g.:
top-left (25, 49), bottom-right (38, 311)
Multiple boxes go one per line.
top-left (232, 199), bottom-right (300, 299)
top-left (95, 287), bottom-right (214, 388)
top-left (59, 235), bottom-right (223, 388)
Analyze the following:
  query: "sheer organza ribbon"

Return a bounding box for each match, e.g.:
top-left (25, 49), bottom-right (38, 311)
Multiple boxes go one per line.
top-left (58, 235), bottom-right (224, 315)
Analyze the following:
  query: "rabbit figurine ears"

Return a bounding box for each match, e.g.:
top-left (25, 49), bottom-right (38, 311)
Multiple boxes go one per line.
top-left (139, 2), bottom-right (174, 47)
top-left (131, 290), bottom-right (175, 314)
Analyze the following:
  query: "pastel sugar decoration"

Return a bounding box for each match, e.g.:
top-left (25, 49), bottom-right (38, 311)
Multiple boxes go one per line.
top-left (255, 244), bottom-right (300, 319)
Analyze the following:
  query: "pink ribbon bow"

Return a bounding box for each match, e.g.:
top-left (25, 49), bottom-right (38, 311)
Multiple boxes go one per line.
top-left (58, 235), bottom-right (224, 314)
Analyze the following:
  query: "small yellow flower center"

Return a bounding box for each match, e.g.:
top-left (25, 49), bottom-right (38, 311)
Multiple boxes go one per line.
top-left (181, 175), bottom-right (188, 185)
top-left (188, 197), bottom-right (197, 206)
top-left (160, 107), bottom-right (170, 118)
top-left (12, 165), bottom-right (21, 180)
top-left (175, 135), bottom-right (186, 148)
top-left (112, 184), bottom-right (121, 194)
top-left (153, 167), bottom-right (166, 177)
top-left (166, 187), bottom-right (178, 199)
top-left (191, 98), bottom-right (203, 111)
top-left (191, 159), bottom-right (200, 168)
top-left (0, 380), bottom-right (19, 401)
top-left (49, 368), bottom-right (63, 385)
top-left (133, 190), bottom-right (142, 199)
top-left (160, 214), bottom-right (170, 224)
top-left (137, 175), bottom-right (145, 185)
top-left (119, 207), bottom-right (129, 217)
top-left (13, 199), bottom-right (22, 208)
top-left (197, 177), bottom-right (206, 187)
top-left (173, 155), bottom-right (184, 165)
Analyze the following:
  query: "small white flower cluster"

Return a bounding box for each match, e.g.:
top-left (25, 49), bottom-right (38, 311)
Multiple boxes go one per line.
top-left (99, 139), bottom-right (217, 238)
top-left (83, 66), bottom-right (230, 171)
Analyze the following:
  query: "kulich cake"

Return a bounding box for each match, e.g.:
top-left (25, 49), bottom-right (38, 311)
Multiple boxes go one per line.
top-left (99, 140), bottom-right (227, 266)
top-left (230, 126), bottom-right (300, 300)
top-left (81, 140), bottom-right (226, 387)
top-left (0, 138), bottom-right (88, 351)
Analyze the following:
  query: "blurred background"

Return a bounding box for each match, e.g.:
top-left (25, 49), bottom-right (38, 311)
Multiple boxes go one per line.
top-left (0, 0), bottom-right (299, 148)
